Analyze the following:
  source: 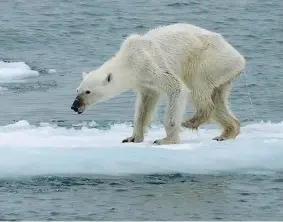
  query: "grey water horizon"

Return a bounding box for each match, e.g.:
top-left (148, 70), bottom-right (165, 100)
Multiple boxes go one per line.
top-left (0, 0), bottom-right (283, 220)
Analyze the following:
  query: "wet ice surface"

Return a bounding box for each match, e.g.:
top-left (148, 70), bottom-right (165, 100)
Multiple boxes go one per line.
top-left (1, 120), bottom-right (283, 177)
top-left (1, 121), bottom-right (283, 220)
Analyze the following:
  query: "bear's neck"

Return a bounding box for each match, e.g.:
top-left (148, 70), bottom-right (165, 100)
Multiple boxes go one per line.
top-left (109, 56), bottom-right (136, 94)
top-left (116, 68), bottom-right (135, 93)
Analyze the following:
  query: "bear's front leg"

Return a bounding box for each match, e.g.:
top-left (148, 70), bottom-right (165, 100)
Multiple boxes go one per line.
top-left (153, 87), bottom-right (187, 145)
top-left (122, 89), bottom-right (160, 143)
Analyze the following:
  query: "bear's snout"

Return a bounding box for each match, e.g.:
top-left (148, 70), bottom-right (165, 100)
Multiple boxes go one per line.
top-left (71, 96), bottom-right (85, 114)
top-left (71, 99), bottom-right (79, 112)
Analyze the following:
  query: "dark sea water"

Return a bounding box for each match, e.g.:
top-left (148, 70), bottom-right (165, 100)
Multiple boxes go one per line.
top-left (0, 0), bottom-right (283, 220)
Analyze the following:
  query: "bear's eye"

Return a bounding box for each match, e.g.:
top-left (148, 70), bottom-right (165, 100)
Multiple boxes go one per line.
top-left (107, 73), bottom-right (112, 83)
top-left (85, 90), bottom-right (91, 94)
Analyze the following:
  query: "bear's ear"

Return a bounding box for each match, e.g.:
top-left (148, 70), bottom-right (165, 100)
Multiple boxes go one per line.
top-left (82, 71), bottom-right (89, 78)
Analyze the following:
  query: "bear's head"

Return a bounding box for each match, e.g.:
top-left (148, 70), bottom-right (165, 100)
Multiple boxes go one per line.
top-left (71, 34), bottom-right (152, 114)
top-left (71, 57), bottom-right (133, 114)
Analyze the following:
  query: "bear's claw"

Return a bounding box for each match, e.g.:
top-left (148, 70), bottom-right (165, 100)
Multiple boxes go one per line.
top-left (122, 136), bottom-right (143, 143)
top-left (213, 136), bottom-right (225, 141)
top-left (153, 139), bottom-right (161, 145)
top-left (153, 138), bottom-right (179, 145)
top-left (122, 138), bottom-right (135, 143)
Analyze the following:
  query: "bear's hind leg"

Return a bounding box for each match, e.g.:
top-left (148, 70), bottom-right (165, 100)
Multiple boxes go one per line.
top-left (122, 89), bottom-right (160, 143)
top-left (182, 87), bottom-right (215, 130)
top-left (211, 81), bottom-right (240, 141)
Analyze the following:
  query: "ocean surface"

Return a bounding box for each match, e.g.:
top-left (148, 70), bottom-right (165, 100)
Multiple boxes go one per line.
top-left (0, 0), bottom-right (283, 220)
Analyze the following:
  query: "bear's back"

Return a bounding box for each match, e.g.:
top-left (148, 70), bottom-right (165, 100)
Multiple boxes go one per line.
top-left (142, 23), bottom-right (220, 58)
top-left (144, 23), bottom-right (215, 43)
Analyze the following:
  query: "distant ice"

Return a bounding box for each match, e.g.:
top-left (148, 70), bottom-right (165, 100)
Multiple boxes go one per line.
top-left (0, 86), bottom-right (8, 92)
top-left (0, 60), bottom-right (39, 83)
top-left (47, 68), bottom-right (56, 73)
top-left (0, 120), bottom-right (283, 177)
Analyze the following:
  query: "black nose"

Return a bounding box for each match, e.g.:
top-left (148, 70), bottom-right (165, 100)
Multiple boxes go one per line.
top-left (71, 99), bottom-right (79, 112)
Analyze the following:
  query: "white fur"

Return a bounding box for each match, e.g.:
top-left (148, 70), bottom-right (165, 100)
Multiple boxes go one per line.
top-left (74, 23), bottom-right (245, 144)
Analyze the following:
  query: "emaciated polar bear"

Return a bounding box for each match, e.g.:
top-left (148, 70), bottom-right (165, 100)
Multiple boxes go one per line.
top-left (71, 23), bottom-right (245, 145)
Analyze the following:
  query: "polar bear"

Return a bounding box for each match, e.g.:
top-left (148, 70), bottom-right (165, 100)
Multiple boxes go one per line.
top-left (71, 23), bottom-right (245, 145)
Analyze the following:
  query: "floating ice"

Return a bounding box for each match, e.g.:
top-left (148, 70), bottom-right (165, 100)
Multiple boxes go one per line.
top-left (0, 120), bottom-right (282, 177)
top-left (0, 60), bottom-right (39, 83)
